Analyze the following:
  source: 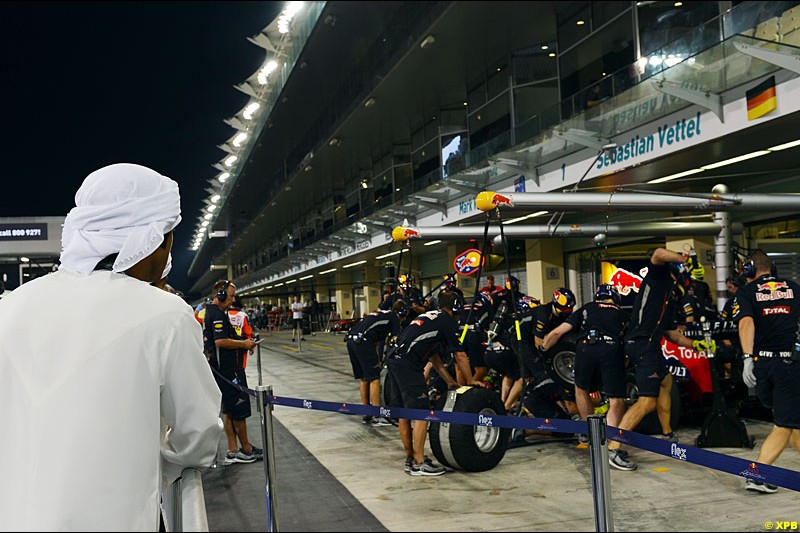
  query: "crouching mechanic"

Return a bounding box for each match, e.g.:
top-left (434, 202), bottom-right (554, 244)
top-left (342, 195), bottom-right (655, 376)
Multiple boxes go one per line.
top-left (385, 291), bottom-right (473, 475)
top-left (347, 300), bottom-right (408, 426)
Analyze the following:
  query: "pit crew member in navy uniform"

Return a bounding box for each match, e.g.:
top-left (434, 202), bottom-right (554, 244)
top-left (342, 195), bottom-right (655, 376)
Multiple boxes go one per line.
top-left (606, 248), bottom-right (713, 471)
top-left (385, 292), bottom-right (472, 476)
top-left (346, 300), bottom-right (408, 427)
top-left (734, 250), bottom-right (800, 494)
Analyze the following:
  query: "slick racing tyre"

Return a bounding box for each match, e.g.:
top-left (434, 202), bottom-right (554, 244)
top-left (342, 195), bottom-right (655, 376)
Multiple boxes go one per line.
top-left (429, 386), bottom-right (510, 472)
top-left (546, 340), bottom-right (576, 390)
top-left (626, 373), bottom-right (682, 435)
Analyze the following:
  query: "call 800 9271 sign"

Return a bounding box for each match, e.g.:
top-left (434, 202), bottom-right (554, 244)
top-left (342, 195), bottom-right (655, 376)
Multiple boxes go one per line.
top-left (0, 223), bottom-right (48, 241)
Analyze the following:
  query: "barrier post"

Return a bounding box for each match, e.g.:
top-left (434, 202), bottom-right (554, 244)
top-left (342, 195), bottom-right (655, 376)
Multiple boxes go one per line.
top-left (256, 342), bottom-right (263, 387)
top-left (257, 385), bottom-right (279, 532)
top-left (171, 476), bottom-right (182, 532)
top-left (588, 415), bottom-right (614, 532)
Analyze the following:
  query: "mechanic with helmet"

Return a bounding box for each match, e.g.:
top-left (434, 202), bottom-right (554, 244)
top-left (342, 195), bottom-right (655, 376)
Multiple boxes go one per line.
top-left (346, 300), bottom-right (409, 427)
top-left (607, 248), bottom-right (713, 471)
top-left (486, 293), bottom-right (542, 412)
top-left (384, 291), bottom-right (474, 476)
top-left (530, 287), bottom-right (577, 409)
top-left (543, 284), bottom-right (628, 435)
top-left (436, 273), bottom-right (464, 302)
top-left (396, 274), bottom-right (426, 323)
top-left (457, 291), bottom-right (494, 384)
top-left (733, 250), bottom-right (800, 494)
top-left (678, 258), bottom-right (718, 325)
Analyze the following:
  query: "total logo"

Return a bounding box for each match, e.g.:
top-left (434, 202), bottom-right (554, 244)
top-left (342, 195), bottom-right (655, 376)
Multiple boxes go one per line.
top-left (303, 399), bottom-right (313, 410)
top-left (379, 407), bottom-right (392, 419)
top-left (478, 414), bottom-right (494, 427)
top-left (670, 443), bottom-right (687, 461)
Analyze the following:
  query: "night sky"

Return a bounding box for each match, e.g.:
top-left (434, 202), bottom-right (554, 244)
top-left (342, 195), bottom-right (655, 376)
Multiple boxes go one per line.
top-left (0, 1), bottom-right (280, 293)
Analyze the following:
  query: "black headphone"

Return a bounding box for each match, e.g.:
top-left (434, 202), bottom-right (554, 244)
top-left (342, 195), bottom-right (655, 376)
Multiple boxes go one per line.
top-left (742, 251), bottom-right (777, 279)
top-left (216, 280), bottom-right (231, 303)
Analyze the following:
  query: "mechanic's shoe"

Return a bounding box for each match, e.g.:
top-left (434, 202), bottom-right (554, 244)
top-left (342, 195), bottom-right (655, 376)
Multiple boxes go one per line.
top-left (403, 456), bottom-right (414, 473)
top-left (745, 480), bottom-right (778, 494)
top-left (223, 450), bottom-right (257, 465)
top-left (409, 457), bottom-right (447, 476)
top-left (655, 432), bottom-right (679, 443)
top-left (577, 434), bottom-right (590, 445)
top-left (608, 449), bottom-right (637, 471)
top-left (370, 416), bottom-right (393, 427)
top-left (362, 415), bottom-right (374, 425)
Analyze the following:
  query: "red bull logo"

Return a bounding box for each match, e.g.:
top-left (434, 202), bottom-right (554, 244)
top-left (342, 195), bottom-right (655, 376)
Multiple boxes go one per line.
top-left (491, 193), bottom-right (514, 208)
top-left (608, 267), bottom-right (643, 296)
top-left (758, 281), bottom-right (788, 291)
top-left (454, 248), bottom-right (482, 276)
top-left (403, 228), bottom-right (420, 239)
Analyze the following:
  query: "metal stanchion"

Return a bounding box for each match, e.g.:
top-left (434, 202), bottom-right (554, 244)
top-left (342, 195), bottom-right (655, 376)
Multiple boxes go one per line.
top-left (588, 415), bottom-right (614, 532)
top-left (257, 385), bottom-right (279, 532)
top-left (256, 342), bottom-right (263, 387)
top-left (171, 476), bottom-right (183, 532)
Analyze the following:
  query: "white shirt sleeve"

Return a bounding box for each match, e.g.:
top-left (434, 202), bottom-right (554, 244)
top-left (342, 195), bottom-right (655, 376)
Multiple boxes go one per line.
top-left (160, 312), bottom-right (223, 484)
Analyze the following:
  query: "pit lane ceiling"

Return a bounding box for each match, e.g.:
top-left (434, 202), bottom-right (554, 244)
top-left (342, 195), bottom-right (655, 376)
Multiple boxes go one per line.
top-left (196, 1), bottom-right (564, 272)
top-left (202, 2), bottom-right (800, 278)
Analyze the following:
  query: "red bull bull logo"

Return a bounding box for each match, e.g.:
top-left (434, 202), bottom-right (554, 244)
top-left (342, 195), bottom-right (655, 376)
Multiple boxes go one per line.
top-left (608, 267), bottom-right (643, 296)
top-left (757, 281), bottom-right (788, 291)
top-left (454, 248), bottom-right (482, 275)
top-left (491, 193), bottom-right (514, 208)
top-left (391, 226), bottom-right (421, 241)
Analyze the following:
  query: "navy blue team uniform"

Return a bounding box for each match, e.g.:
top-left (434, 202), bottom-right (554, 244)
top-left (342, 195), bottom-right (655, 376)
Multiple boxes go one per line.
top-left (386, 310), bottom-right (463, 409)
top-left (567, 300), bottom-right (626, 398)
top-left (346, 309), bottom-right (402, 381)
top-left (733, 274), bottom-right (800, 428)
top-left (624, 261), bottom-right (680, 397)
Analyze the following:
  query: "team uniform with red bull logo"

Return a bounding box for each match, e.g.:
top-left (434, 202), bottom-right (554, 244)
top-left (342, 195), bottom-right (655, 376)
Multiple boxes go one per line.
top-left (733, 274), bottom-right (800, 429)
top-left (385, 310), bottom-right (464, 409)
top-left (567, 300), bottom-right (627, 399)
top-left (624, 261), bottom-right (681, 398)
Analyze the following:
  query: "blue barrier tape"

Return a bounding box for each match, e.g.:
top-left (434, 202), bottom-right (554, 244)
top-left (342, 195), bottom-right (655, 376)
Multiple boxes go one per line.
top-left (265, 391), bottom-right (800, 493)
top-left (607, 426), bottom-right (800, 492)
top-left (267, 394), bottom-right (584, 433)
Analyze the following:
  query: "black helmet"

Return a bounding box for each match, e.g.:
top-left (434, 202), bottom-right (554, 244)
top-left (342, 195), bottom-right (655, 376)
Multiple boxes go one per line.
top-left (517, 295), bottom-right (540, 312)
top-left (594, 283), bottom-right (621, 305)
top-left (552, 287), bottom-right (576, 314)
top-left (669, 262), bottom-right (692, 291)
top-left (505, 275), bottom-right (520, 292)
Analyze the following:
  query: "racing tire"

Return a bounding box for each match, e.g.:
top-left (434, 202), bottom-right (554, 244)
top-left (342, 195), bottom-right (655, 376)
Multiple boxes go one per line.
top-left (546, 340), bottom-right (576, 390)
top-left (429, 387), bottom-right (511, 472)
top-left (626, 373), bottom-right (682, 435)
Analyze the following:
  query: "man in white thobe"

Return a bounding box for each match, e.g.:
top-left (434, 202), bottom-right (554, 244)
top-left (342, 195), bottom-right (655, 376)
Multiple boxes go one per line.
top-left (0, 163), bottom-right (223, 531)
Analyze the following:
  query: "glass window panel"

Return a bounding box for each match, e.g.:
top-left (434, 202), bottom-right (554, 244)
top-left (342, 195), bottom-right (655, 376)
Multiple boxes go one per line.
top-left (593, 1), bottom-right (630, 28)
top-left (558, 2), bottom-right (591, 51)
top-left (637, 1), bottom-right (720, 57)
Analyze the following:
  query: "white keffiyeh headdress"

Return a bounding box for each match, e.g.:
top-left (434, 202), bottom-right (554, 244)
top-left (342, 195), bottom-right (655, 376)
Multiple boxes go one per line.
top-left (59, 163), bottom-right (182, 275)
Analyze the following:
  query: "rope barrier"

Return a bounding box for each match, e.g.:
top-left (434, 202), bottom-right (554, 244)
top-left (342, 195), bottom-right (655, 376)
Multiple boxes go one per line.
top-left (259, 389), bottom-right (800, 492)
top-left (208, 361), bottom-right (800, 493)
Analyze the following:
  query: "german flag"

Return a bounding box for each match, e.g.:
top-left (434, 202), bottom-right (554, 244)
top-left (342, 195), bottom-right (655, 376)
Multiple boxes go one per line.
top-left (746, 75), bottom-right (777, 121)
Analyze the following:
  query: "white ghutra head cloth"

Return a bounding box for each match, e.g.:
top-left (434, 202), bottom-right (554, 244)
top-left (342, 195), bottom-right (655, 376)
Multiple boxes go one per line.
top-left (59, 163), bottom-right (182, 275)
